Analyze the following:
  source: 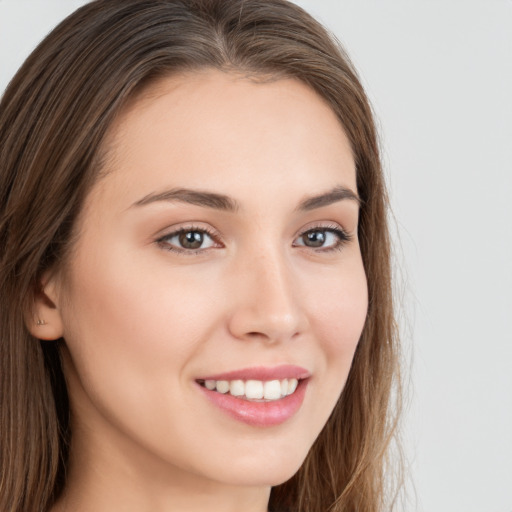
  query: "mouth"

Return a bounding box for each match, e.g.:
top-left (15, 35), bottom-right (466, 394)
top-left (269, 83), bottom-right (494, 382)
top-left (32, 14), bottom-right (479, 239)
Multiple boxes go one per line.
top-left (197, 377), bottom-right (299, 402)
top-left (195, 365), bottom-right (310, 427)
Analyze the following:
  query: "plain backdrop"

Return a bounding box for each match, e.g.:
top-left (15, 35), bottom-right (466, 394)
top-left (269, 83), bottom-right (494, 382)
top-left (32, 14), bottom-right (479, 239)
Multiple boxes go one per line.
top-left (1, 1), bottom-right (511, 511)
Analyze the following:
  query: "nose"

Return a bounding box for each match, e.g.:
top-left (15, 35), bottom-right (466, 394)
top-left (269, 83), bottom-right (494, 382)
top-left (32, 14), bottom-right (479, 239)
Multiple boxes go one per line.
top-left (227, 249), bottom-right (308, 344)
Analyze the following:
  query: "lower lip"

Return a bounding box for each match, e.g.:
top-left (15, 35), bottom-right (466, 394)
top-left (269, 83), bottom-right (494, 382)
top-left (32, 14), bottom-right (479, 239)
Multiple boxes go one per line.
top-left (197, 379), bottom-right (309, 427)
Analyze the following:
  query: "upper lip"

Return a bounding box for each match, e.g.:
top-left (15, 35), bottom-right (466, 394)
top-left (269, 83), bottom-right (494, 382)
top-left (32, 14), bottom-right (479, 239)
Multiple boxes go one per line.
top-left (198, 364), bottom-right (311, 382)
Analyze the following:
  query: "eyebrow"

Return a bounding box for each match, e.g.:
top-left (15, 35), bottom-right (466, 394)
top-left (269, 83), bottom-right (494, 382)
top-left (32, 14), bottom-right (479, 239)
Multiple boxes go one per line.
top-left (297, 185), bottom-right (361, 211)
top-left (132, 188), bottom-right (239, 211)
top-left (131, 185), bottom-right (360, 211)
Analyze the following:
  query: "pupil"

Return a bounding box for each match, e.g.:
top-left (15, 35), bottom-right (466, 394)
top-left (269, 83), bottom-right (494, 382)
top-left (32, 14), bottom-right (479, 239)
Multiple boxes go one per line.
top-left (305, 231), bottom-right (325, 247)
top-left (179, 231), bottom-right (203, 249)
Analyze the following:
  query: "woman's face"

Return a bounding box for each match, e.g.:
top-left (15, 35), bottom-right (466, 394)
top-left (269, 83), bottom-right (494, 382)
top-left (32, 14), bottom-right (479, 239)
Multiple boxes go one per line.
top-left (49, 70), bottom-right (368, 490)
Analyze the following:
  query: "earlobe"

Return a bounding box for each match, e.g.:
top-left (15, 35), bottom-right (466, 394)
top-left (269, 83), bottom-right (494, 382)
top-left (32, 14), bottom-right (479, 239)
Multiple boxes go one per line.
top-left (26, 273), bottom-right (65, 341)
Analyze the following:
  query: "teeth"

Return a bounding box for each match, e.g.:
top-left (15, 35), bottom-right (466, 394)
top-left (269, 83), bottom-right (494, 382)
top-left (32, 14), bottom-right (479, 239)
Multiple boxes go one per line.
top-left (281, 378), bottom-right (289, 396)
top-left (205, 380), bottom-right (216, 390)
top-left (216, 380), bottom-right (230, 394)
top-left (264, 380), bottom-right (282, 400)
top-left (201, 377), bottom-right (300, 401)
top-left (245, 380), bottom-right (264, 399)
top-left (287, 378), bottom-right (298, 395)
top-left (229, 380), bottom-right (245, 397)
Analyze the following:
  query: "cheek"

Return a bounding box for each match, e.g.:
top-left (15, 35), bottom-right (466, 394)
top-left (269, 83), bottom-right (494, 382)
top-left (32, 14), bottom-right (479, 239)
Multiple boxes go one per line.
top-left (58, 253), bottom-right (227, 451)
top-left (61, 257), bottom-right (220, 371)
top-left (286, 256), bottom-right (367, 450)
top-left (307, 259), bottom-right (368, 359)
top-left (59, 243), bottom-right (236, 423)
top-left (303, 255), bottom-right (368, 415)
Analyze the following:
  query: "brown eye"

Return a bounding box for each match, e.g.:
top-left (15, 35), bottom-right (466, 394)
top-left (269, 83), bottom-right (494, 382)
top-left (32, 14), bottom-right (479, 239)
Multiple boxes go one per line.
top-left (294, 227), bottom-right (350, 251)
top-left (159, 228), bottom-right (217, 252)
top-left (302, 231), bottom-right (326, 248)
top-left (179, 231), bottom-right (204, 249)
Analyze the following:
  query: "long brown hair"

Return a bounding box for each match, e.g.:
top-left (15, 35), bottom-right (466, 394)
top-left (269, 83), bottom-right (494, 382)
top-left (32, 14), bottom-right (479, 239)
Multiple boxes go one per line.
top-left (0, 1), bottom-right (401, 510)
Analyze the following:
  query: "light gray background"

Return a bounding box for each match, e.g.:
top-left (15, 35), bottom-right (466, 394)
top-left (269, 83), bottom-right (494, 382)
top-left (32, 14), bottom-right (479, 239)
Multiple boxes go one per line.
top-left (1, 1), bottom-right (511, 511)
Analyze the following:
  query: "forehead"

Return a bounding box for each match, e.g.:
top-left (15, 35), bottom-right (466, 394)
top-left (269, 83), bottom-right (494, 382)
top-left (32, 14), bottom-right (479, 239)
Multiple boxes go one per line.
top-left (92, 69), bottom-right (356, 211)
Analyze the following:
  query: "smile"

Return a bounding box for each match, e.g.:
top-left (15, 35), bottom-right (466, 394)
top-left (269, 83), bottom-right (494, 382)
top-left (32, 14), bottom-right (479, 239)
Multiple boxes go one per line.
top-left (198, 378), bottom-right (299, 401)
top-left (196, 365), bottom-right (310, 427)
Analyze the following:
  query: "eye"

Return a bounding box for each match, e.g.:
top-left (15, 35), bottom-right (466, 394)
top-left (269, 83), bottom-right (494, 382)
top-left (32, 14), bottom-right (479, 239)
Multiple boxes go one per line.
top-left (157, 227), bottom-right (220, 253)
top-left (294, 227), bottom-right (350, 251)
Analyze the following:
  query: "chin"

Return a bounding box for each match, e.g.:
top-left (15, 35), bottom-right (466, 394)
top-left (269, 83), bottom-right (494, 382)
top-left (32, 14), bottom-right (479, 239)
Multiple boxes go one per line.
top-left (209, 443), bottom-right (310, 488)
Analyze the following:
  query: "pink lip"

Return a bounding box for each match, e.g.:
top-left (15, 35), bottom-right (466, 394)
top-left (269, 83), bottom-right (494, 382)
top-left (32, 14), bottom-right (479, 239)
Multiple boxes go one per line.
top-left (196, 365), bottom-right (310, 427)
top-left (198, 364), bottom-right (310, 382)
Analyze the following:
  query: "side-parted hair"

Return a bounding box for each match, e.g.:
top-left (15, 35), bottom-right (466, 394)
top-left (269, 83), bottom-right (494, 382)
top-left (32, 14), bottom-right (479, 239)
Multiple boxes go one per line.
top-left (0, 1), bottom-right (401, 511)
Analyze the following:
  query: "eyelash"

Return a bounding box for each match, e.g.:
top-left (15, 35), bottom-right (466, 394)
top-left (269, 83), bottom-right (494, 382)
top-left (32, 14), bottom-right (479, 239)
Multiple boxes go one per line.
top-left (294, 224), bottom-right (352, 253)
top-left (156, 223), bottom-right (352, 255)
top-left (156, 225), bottom-right (222, 255)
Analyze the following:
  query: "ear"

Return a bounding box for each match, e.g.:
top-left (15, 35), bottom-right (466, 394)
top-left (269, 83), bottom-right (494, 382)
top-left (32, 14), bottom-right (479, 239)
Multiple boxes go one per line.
top-left (26, 272), bottom-right (65, 341)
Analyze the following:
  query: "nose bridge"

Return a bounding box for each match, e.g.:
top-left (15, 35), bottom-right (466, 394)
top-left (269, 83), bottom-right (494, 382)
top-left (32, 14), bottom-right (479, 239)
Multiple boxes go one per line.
top-left (228, 242), bottom-right (305, 343)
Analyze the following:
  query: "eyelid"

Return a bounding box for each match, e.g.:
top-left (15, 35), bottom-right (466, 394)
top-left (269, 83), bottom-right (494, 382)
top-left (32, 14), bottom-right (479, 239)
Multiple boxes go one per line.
top-left (295, 221), bottom-right (351, 237)
top-left (293, 222), bottom-right (353, 251)
top-left (154, 221), bottom-right (353, 256)
top-left (155, 224), bottom-right (224, 254)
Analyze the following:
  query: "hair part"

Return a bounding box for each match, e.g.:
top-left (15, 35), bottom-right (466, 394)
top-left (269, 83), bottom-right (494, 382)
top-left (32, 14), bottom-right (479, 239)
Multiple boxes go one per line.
top-left (0, 1), bottom-right (401, 510)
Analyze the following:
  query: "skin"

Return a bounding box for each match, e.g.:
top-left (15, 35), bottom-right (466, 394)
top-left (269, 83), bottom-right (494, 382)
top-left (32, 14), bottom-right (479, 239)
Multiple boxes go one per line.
top-left (32, 70), bottom-right (368, 512)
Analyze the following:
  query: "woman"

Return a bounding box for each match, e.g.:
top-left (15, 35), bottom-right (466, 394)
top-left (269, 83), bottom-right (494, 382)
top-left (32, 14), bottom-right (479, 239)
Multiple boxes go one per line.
top-left (0, 1), bottom-right (401, 511)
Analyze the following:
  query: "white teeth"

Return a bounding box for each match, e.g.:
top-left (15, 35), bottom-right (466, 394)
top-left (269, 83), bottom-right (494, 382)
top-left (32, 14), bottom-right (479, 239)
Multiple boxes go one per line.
top-left (229, 380), bottom-right (245, 397)
top-left (202, 377), bottom-right (301, 401)
top-left (245, 380), bottom-right (264, 399)
top-left (216, 380), bottom-right (230, 394)
top-left (264, 380), bottom-right (282, 400)
top-left (205, 380), bottom-right (216, 390)
top-left (287, 378), bottom-right (298, 395)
